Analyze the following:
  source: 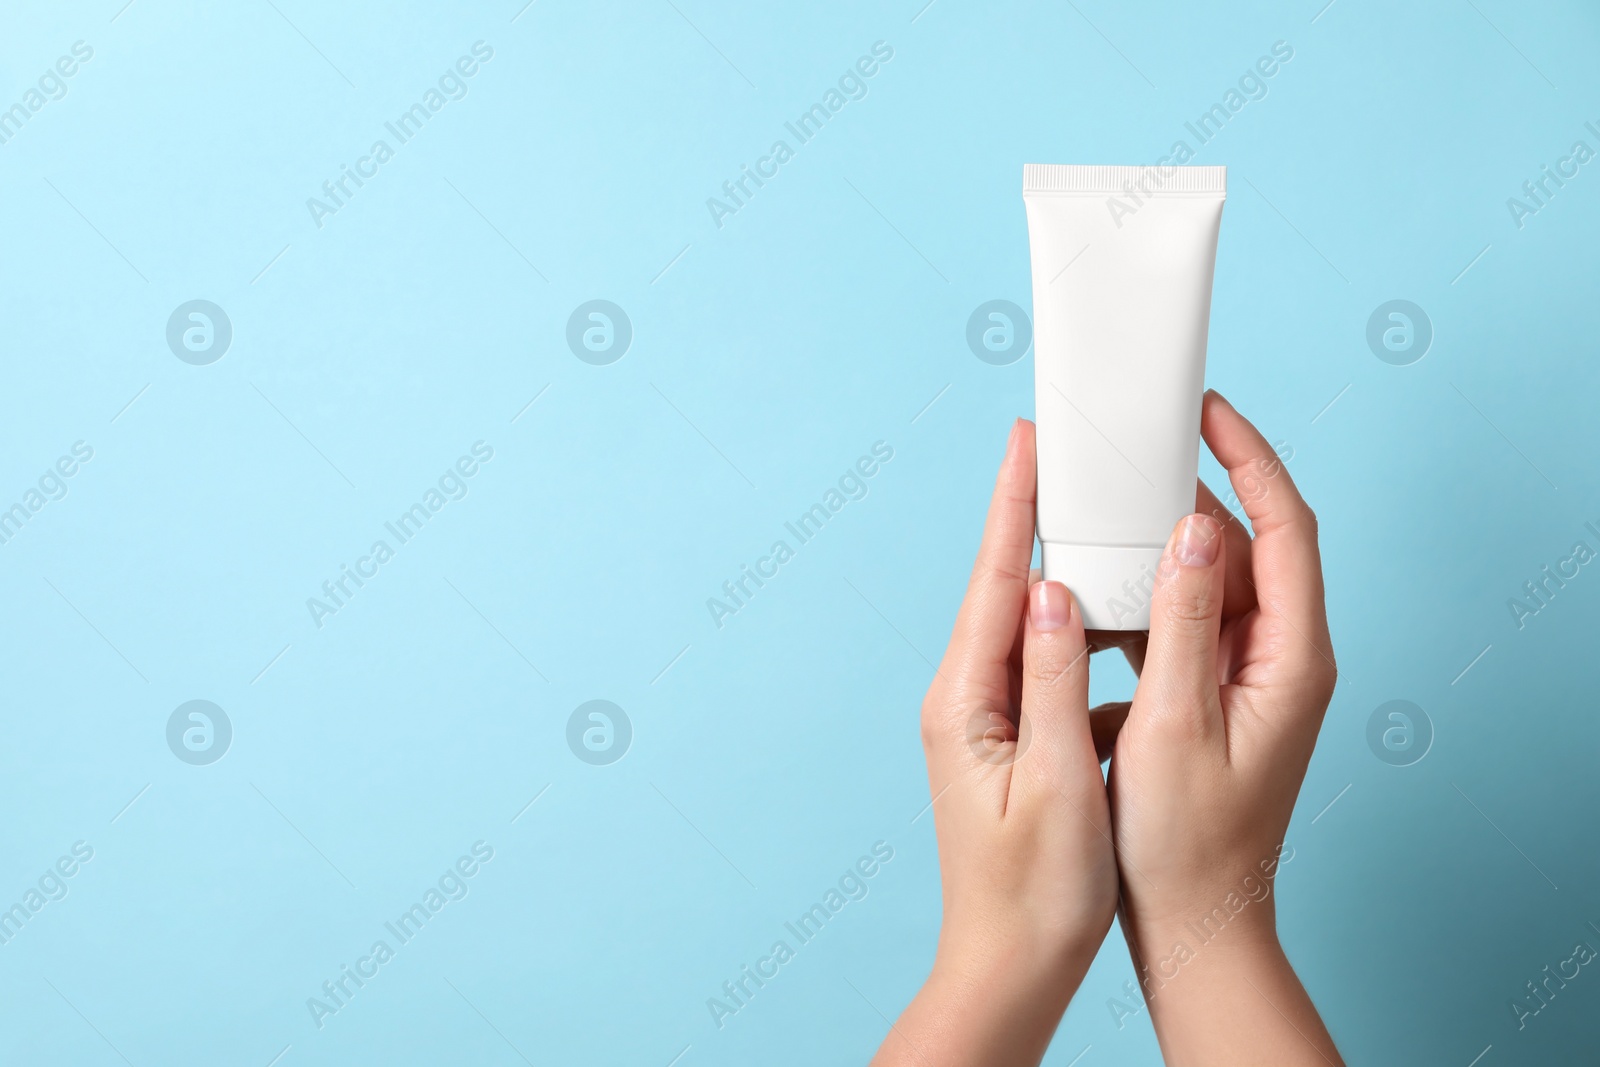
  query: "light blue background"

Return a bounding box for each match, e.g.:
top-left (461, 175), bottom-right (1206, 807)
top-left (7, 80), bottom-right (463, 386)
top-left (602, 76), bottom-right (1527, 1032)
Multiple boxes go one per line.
top-left (2, 1), bottom-right (1598, 1064)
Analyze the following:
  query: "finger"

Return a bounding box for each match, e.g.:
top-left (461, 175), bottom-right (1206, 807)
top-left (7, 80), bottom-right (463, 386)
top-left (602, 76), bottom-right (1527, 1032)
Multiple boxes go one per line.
top-left (1089, 702), bottom-right (1130, 763)
top-left (1137, 513), bottom-right (1227, 742)
top-left (1201, 391), bottom-right (1333, 671)
top-left (922, 420), bottom-right (1035, 805)
top-left (1005, 567), bottom-right (1045, 684)
top-left (1011, 580), bottom-right (1096, 801)
top-left (1194, 478), bottom-right (1257, 620)
top-left (941, 419), bottom-right (1037, 688)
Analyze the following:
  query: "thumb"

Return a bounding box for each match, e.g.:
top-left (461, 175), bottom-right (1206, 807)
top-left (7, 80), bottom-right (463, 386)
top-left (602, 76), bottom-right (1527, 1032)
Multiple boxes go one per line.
top-left (1137, 513), bottom-right (1226, 740)
top-left (1010, 580), bottom-right (1095, 801)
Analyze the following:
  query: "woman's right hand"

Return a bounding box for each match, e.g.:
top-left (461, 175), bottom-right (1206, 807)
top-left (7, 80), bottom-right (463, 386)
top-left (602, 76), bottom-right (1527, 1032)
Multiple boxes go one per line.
top-left (1101, 390), bottom-right (1344, 1066)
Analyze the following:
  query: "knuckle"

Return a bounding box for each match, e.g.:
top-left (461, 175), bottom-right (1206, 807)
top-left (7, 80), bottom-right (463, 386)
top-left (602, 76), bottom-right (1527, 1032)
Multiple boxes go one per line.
top-left (1039, 649), bottom-right (1084, 694)
top-left (980, 554), bottom-right (1032, 588)
top-left (1163, 582), bottom-right (1221, 626)
top-left (1288, 650), bottom-right (1338, 705)
top-left (1024, 628), bottom-right (1085, 689)
top-left (1297, 502), bottom-right (1320, 538)
top-left (924, 687), bottom-right (1009, 755)
top-left (1313, 656), bottom-right (1339, 701)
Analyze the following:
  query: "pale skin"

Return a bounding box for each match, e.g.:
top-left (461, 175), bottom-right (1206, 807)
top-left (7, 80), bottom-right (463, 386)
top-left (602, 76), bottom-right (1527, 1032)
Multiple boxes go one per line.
top-left (872, 391), bottom-right (1343, 1067)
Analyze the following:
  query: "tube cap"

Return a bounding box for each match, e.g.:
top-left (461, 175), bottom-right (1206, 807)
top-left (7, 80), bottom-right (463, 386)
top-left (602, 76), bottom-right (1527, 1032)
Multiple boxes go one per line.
top-left (1040, 542), bottom-right (1164, 631)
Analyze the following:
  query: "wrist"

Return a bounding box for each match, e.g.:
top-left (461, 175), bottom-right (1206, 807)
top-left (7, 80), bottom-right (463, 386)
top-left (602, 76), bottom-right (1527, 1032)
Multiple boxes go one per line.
top-left (1121, 892), bottom-right (1280, 998)
top-left (1116, 923), bottom-right (1344, 1067)
top-left (1129, 915), bottom-right (1281, 999)
top-left (929, 923), bottom-right (1098, 1022)
top-left (1120, 843), bottom-right (1294, 989)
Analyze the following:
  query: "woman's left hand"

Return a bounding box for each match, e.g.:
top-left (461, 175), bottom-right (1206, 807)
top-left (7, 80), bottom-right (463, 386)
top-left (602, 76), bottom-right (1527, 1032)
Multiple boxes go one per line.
top-left (872, 418), bottom-right (1118, 1067)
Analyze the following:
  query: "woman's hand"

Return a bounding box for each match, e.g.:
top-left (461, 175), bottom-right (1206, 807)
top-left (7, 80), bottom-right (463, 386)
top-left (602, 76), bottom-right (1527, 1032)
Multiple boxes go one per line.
top-left (1105, 390), bottom-right (1344, 1066)
top-left (872, 419), bottom-right (1118, 1067)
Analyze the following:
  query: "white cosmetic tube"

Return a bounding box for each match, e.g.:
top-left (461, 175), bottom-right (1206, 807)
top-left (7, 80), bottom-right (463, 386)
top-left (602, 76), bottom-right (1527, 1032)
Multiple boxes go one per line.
top-left (1023, 164), bottom-right (1226, 630)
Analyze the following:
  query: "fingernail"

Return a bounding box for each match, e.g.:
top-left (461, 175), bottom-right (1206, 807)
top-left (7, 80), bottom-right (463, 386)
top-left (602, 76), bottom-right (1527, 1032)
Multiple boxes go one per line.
top-left (1030, 580), bottom-right (1072, 631)
top-left (1006, 418), bottom-right (1022, 453)
top-left (1175, 514), bottom-right (1220, 568)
